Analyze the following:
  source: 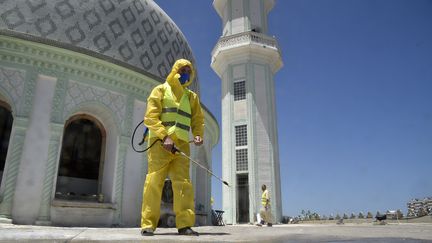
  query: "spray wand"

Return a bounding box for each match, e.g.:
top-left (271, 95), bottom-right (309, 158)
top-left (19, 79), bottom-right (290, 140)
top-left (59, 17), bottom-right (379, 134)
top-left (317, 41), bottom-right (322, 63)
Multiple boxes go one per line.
top-left (170, 145), bottom-right (230, 187)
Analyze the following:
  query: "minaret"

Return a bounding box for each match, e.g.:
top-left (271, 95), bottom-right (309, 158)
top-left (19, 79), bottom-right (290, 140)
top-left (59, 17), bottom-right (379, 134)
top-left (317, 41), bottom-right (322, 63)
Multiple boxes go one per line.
top-left (211, 0), bottom-right (283, 224)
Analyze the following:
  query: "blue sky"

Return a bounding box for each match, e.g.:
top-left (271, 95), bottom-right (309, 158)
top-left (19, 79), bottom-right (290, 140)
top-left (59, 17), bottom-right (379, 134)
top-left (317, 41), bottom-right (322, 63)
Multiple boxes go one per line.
top-left (155, 0), bottom-right (432, 217)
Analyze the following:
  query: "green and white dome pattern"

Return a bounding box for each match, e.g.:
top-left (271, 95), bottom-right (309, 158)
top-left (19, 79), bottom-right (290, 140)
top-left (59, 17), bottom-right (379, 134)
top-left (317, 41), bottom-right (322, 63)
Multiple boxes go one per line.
top-left (0, 0), bottom-right (198, 91)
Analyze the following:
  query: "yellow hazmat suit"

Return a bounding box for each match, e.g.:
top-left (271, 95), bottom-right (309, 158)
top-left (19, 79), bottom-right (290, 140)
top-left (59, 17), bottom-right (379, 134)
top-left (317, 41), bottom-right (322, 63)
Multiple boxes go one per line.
top-left (259, 189), bottom-right (273, 225)
top-left (141, 59), bottom-right (204, 231)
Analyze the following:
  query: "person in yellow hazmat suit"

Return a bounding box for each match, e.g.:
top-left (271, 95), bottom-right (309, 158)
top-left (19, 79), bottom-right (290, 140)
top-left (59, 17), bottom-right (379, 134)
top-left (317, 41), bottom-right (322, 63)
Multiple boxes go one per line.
top-left (256, 184), bottom-right (273, 227)
top-left (140, 59), bottom-right (204, 236)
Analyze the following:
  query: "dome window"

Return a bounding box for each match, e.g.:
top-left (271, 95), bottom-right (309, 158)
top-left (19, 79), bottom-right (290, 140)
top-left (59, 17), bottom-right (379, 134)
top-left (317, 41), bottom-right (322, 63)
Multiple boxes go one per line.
top-left (55, 115), bottom-right (105, 202)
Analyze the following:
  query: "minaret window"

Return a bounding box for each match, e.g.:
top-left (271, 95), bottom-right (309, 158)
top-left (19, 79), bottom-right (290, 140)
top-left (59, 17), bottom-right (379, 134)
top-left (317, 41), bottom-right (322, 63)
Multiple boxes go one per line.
top-left (235, 148), bottom-right (248, 171)
top-left (55, 115), bottom-right (105, 201)
top-left (235, 124), bottom-right (248, 171)
top-left (235, 125), bottom-right (247, 146)
top-left (0, 101), bottom-right (13, 186)
top-left (233, 80), bottom-right (246, 101)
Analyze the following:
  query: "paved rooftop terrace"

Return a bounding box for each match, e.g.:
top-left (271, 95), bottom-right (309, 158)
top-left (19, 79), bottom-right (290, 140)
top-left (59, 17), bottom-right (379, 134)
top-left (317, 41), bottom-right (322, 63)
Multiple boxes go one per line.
top-left (1, 223), bottom-right (432, 242)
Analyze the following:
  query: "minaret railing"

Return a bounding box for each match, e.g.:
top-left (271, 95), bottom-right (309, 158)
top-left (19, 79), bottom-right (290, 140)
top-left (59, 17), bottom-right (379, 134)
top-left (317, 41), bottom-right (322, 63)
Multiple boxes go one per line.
top-left (212, 31), bottom-right (281, 57)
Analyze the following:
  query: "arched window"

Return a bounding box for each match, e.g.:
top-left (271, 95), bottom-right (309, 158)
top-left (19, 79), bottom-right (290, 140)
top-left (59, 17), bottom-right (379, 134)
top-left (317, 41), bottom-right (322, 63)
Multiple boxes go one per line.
top-left (0, 101), bottom-right (13, 185)
top-left (56, 115), bottom-right (105, 201)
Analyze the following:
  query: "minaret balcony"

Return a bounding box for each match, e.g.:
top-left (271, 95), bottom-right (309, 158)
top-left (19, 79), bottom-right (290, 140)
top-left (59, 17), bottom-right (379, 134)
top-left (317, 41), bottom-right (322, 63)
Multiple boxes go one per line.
top-left (211, 31), bottom-right (283, 75)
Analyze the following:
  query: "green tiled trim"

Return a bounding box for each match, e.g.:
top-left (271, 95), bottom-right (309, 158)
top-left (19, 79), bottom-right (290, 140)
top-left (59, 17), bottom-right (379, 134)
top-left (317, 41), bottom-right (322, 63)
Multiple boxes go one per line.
top-left (0, 35), bottom-right (159, 98)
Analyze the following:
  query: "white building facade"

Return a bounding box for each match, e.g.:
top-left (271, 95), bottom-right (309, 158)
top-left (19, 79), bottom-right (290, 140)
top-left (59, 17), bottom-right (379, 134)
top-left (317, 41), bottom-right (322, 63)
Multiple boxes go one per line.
top-left (0, 0), bottom-right (219, 227)
top-left (211, 0), bottom-right (283, 224)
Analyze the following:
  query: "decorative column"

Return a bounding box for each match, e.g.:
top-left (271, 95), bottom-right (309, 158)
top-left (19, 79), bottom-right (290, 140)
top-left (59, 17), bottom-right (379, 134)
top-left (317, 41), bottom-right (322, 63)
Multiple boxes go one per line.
top-left (35, 123), bottom-right (64, 225)
top-left (113, 135), bottom-right (128, 226)
top-left (36, 77), bottom-right (67, 225)
top-left (114, 95), bottom-right (134, 226)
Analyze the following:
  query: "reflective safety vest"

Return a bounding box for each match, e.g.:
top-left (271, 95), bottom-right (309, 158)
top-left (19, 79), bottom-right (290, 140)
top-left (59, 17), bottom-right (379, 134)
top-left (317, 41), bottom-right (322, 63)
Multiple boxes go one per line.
top-left (261, 190), bottom-right (270, 206)
top-left (158, 83), bottom-right (191, 142)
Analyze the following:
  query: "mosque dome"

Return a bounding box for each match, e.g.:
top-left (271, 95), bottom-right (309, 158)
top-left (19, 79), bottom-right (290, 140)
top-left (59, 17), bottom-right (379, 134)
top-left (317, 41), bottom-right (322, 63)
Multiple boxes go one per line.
top-left (0, 0), bottom-right (198, 90)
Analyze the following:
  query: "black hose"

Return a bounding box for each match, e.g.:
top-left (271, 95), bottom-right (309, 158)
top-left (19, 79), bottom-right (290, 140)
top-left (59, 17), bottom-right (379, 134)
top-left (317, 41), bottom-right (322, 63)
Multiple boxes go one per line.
top-left (131, 120), bottom-right (160, 153)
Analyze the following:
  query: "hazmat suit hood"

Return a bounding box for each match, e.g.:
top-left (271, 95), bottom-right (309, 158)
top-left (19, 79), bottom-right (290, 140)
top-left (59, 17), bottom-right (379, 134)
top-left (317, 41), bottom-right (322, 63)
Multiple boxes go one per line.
top-left (166, 59), bottom-right (195, 88)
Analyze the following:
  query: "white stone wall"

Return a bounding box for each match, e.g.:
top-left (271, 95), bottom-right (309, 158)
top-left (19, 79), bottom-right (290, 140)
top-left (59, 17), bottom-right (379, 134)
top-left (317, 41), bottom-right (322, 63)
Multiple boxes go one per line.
top-left (249, 0), bottom-right (264, 32)
top-left (215, 0), bottom-right (271, 36)
top-left (221, 69), bottom-right (235, 224)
